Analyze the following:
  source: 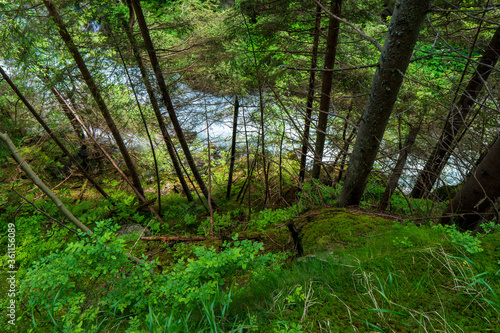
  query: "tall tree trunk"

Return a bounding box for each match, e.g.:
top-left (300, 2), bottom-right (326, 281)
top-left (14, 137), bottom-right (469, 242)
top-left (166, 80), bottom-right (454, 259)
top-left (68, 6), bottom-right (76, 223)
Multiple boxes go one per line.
top-left (311, 0), bottom-right (342, 179)
top-left (411, 26), bottom-right (500, 198)
top-left (299, 4), bottom-right (322, 182)
top-left (0, 65), bottom-right (109, 200)
top-left (226, 96), bottom-right (239, 200)
top-left (43, 0), bottom-right (145, 196)
top-left (440, 134), bottom-right (500, 230)
top-left (338, 0), bottom-right (431, 207)
top-left (379, 126), bottom-right (419, 211)
top-left (130, 0), bottom-right (215, 207)
top-left (120, 17), bottom-right (193, 202)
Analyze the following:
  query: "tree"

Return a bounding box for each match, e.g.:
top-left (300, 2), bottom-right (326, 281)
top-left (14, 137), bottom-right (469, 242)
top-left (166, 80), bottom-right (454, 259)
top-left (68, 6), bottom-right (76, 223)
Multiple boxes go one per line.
top-left (299, 4), bottom-right (322, 182)
top-left (440, 134), bottom-right (500, 230)
top-left (0, 65), bottom-right (109, 200)
top-left (118, 12), bottom-right (193, 202)
top-left (379, 125), bottom-right (420, 211)
top-left (43, 0), bottom-right (145, 197)
top-left (130, 0), bottom-right (215, 207)
top-left (338, 0), bottom-right (432, 207)
top-left (311, 0), bottom-right (342, 179)
top-left (411, 26), bottom-right (500, 198)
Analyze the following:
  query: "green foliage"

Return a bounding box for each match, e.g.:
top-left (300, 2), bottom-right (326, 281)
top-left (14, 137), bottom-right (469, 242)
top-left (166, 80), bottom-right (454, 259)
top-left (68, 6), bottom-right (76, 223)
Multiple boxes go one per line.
top-left (249, 205), bottom-right (297, 231)
top-left (392, 236), bottom-right (414, 249)
top-left (433, 224), bottom-right (483, 253)
top-left (154, 236), bottom-right (273, 306)
top-left (299, 180), bottom-right (339, 207)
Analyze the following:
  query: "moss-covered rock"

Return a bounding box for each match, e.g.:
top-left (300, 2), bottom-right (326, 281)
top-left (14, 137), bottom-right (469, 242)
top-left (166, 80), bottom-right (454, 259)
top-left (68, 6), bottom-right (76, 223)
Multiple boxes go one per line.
top-left (299, 208), bottom-right (394, 254)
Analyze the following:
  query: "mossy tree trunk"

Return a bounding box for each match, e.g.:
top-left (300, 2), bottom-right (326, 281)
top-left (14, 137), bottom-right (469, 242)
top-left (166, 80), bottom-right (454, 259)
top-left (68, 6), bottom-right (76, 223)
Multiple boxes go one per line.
top-left (338, 0), bottom-right (432, 207)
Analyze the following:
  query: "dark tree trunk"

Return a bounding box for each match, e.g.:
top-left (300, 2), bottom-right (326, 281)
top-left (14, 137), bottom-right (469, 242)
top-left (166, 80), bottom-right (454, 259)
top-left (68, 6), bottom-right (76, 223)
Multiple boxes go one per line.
top-left (130, 0), bottom-right (215, 207)
top-left (226, 96), bottom-right (239, 200)
top-left (379, 126), bottom-right (419, 211)
top-left (440, 134), bottom-right (500, 230)
top-left (0, 65), bottom-right (109, 199)
top-left (299, 4), bottom-right (322, 182)
top-left (44, 0), bottom-right (144, 196)
top-left (120, 18), bottom-right (193, 202)
top-left (311, 0), bottom-right (342, 179)
top-left (411, 26), bottom-right (500, 198)
top-left (338, 0), bottom-right (431, 207)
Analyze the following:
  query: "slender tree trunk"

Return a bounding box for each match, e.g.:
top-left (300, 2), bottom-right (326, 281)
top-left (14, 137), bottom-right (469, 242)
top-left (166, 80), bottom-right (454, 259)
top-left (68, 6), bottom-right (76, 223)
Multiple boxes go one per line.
top-left (379, 126), bottom-right (419, 211)
top-left (0, 132), bottom-right (91, 233)
top-left (0, 133), bottom-right (144, 265)
top-left (114, 42), bottom-right (163, 215)
top-left (130, 0), bottom-right (214, 207)
top-left (0, 65), bottom-right (109, 200)
top-left (311, 0), bottom-right (342, 179)
top-left (44, 0), bottom-right (145, 197)
top-left (411, 26), bottom-right (500, 198)
top-left (226, 96), bottom-right (239, 200)
top-left (440, 134), bottom-right (500, 230)
top-left (338, 0), bottom-right (432, 207)
top-left (299, 4), bottom-right (322, 182)
top-left (120, 17), bottom-right (193, 202)
top-left (334, 101), bottom-right (354, 183)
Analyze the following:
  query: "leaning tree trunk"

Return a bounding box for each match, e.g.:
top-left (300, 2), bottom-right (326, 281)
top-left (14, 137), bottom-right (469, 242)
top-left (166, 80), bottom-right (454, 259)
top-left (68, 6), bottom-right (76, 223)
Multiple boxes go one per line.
top-left (44, 0), bottom-right (145, 197)
top-left (0, 132), bottom-right (143, 265)
top-left (226, 96), bottom-right (239, 200)
top-left (440, 134), bottom-right (500, 230)
top-left (0, 65), bottom-right (109, 200)
top-left (379, 126), bottom-right (419, 211)
top-left (299, 4), bottom-right (322, 182)
top-left (411, 26), bottom-right (500, 198)
top-left (130, 0), bottom-right (214, 207)
top-left (0, 133), bottom-right (91, 233)
top-left (311, 0), bottom-right (342, 179)
top-left (338, 0), bottom-right (432, 207)
top-left (120, 17), bottom-right (193, 202)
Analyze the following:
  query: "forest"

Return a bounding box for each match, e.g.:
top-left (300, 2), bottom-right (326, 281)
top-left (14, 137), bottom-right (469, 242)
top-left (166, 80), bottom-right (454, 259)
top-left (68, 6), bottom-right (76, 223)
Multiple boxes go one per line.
top-left (0, 0), bottom-right (499, 331)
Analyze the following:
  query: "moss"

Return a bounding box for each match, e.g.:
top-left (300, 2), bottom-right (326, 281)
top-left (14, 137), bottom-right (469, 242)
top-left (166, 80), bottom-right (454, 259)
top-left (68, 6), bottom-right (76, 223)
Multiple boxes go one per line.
top-left (300, 208), bottom-right (394, 254)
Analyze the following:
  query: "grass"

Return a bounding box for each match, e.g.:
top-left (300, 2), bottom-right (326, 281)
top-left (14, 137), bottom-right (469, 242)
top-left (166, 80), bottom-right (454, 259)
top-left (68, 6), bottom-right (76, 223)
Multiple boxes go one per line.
top-left (229, 210), bottom-right (500, 332)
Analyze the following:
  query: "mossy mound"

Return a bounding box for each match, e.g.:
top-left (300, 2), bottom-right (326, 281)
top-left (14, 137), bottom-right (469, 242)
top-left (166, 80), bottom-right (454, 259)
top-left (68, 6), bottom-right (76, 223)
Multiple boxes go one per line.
top-left (300, 208), bottom-right (395, 254)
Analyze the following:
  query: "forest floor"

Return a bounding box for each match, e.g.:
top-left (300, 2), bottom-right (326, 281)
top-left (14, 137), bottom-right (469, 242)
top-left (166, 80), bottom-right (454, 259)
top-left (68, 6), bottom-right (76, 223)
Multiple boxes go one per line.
top-left (0, 152), bottom-right (499, 332)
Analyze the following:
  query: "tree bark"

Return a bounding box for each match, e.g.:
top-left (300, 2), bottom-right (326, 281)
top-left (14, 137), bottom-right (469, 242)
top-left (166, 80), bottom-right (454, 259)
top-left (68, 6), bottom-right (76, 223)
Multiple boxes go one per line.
top-left (379, 126), bottom-right (419, 211)
top-left (440, 134), bottom-right (500, 230)
top-left (411, 26), bottom-right (500, 198)
top-left (338, 0), bottom-right (431, 207)
top-left (299, 4), bottom-right (322, 182)
top-left (226, 96), bottom-right (239, 200)
top-left (311, 0), bottom-right (342, 179)
top-left (130, 0), bottom-right (214, 207)
top-left (44, 0), bottom-right (145, 197)
top-left (0, 65), bottom-right (109, 200)
top-left (120, 17), bottom-right (193, 202)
